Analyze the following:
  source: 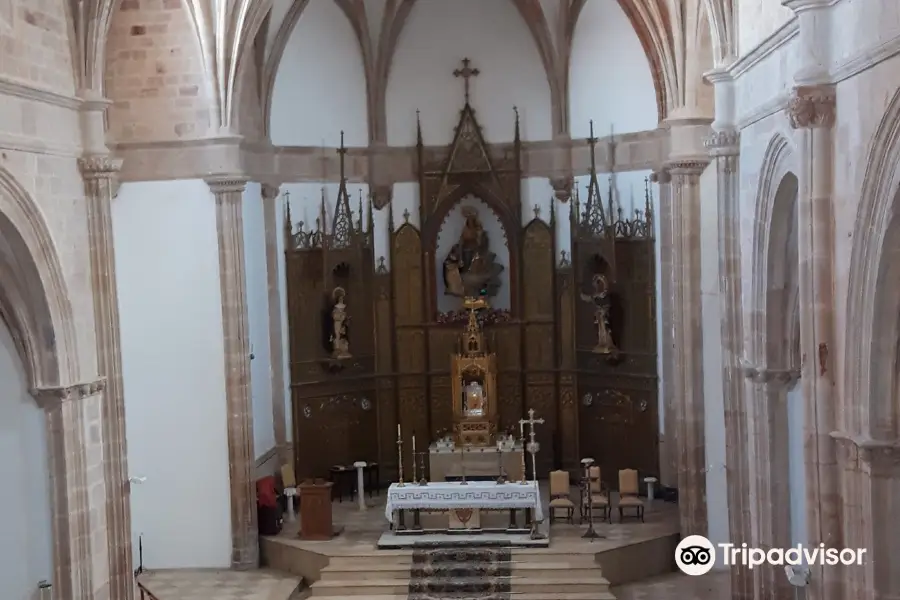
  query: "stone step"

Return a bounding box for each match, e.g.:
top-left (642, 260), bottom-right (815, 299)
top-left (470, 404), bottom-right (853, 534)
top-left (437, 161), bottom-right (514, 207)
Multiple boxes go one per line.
top-left (307, 593), bottom-right (616, 600)
top-left (319, 560), bottom-right (602, 581)
top-left (325, 554), bottom-right (412, 568)
top-left (310, 576), bottom-right (611, 596)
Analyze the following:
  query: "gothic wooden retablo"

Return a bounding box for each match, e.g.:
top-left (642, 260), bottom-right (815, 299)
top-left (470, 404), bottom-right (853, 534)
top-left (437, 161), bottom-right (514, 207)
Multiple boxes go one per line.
top-left (450, 297), bottom-right (498, 446)
top-left (285, 61), bottom-right (660, 487)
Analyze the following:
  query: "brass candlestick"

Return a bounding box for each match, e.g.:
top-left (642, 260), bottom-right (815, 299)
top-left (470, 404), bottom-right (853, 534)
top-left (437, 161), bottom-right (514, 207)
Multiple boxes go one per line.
top-left (418, 452), bottom-right (428, 486)
top-left (396, 425), bottom-right (405, 487)
top-left (411, 432), bottom-right (418, 482)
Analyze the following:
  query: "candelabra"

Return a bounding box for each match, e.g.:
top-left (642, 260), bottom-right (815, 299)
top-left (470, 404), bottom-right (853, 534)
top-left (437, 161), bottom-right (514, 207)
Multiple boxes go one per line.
top-left (396, 425), bottom-right (405, 487)
top-left (580, 457), bottom-right (602, 540)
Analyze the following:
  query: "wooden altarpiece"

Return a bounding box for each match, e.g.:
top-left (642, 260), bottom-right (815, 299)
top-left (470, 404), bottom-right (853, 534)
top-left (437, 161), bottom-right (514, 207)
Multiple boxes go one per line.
top-left (284, 137), bottom-right (378, 478)
top-left (568, 126), bottom-right (660, 487)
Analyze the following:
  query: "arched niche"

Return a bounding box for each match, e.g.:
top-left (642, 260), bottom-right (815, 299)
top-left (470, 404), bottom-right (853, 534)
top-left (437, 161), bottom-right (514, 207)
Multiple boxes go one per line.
top-left (434, 195), bottom-right (510, 312)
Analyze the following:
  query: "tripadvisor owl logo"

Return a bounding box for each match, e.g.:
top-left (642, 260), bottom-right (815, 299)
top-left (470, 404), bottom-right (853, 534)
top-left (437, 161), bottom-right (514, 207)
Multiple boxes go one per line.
top-left (675, 535), bottom-right (716, 576)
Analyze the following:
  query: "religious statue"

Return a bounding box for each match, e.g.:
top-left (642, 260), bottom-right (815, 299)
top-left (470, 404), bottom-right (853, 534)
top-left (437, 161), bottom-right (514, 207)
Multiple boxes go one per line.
top-left (326, 286), bottom-right (351, 359)
top-left (442, 207), bottom-right (504, 298)
top-left (581, 274), bottom-right (616, 354)
top-left (463, 380), bottom-right (485, 416)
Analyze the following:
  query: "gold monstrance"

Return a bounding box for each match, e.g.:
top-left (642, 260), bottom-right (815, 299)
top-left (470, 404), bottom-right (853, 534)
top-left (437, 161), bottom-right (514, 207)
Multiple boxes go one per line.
top-left (451, 297), bottom-right (498, 446)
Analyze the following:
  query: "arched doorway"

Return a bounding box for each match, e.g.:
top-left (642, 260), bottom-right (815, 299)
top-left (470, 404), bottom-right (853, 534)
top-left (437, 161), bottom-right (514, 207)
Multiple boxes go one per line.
top-left (747, 135), bottom-right (803, 600)
top-left (0, 166), bottom-right (94, 599)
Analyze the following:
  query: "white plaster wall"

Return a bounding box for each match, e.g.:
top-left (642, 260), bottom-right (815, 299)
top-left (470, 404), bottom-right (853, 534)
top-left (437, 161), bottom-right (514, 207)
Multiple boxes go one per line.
top-left (386, 0), bottom-right (552, 146)
top-left (569, 0), bottom-right (659, 136)
top-left (699, 163), bottom-right (730, 549)
top-left (280, 183), bottom-right (371, 440)
top-left (736, 0), bottom-right (793, 57)
top-left (0, 320), bottom-right (53, 599)
top-left (113, 179), bottom-right (231, 569)
top-left (243, 182), bottom-right (274, 458)
top-left (434, 195), bottom-right (511, 312)
top-left (269, 0), bottom-right (368, 146)
top-left (786, 381), bottom-right (807, 546)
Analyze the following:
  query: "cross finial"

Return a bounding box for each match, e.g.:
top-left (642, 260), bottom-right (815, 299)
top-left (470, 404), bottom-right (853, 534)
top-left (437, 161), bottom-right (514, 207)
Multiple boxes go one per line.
top-left (453, 57), bottom-right (480, 104)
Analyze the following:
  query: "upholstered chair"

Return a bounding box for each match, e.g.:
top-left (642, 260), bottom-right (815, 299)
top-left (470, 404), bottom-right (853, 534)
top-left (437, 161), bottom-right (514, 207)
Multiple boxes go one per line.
top-left (581, 465), bottom-right (610, 523)
top-left (617, 468), bottom-right (645, 522)
top-left (548, 470), bottom-right (576, 524)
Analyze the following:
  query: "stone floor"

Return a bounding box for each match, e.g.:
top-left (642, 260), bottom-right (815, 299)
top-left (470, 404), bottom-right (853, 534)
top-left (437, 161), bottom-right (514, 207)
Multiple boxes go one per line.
top-left (137, 483), bottom-right (733, 599)
top-left (613, 570), bottom-right (732, 598)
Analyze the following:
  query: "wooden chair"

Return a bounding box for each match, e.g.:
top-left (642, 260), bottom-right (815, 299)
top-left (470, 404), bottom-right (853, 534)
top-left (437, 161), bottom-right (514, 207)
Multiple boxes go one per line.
top-left (548, 470), bottom-right (576, 524)
top-left (581, 465), bottom-right (610, 523)
top-left (617, 468), bottom-right (645, 522)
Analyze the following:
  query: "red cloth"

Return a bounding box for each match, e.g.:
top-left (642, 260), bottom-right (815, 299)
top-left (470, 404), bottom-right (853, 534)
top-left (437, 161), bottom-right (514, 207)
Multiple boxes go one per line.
top-left (257, 476), bottom-right (278, 507)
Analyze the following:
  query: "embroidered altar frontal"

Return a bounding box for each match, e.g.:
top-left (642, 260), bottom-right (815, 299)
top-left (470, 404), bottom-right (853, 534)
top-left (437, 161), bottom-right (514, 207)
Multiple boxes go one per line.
top-left (385, 481), bottom-right (544, 522)
top-left (407, 547), bottom-right (512, 600)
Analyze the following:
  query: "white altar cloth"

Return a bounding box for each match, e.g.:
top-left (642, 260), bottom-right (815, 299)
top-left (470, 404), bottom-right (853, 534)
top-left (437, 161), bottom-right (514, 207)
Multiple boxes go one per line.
top-left (385, 481), bottom-right (543, 523)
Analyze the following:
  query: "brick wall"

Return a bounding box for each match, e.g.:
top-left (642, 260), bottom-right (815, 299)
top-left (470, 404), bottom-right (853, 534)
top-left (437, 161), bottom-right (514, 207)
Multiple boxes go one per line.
top-left (105, 0), bottom-right (215, 143)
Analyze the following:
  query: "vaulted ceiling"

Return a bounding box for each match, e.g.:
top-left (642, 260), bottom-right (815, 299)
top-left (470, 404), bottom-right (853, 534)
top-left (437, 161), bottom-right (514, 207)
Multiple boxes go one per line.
top-left (74, 0), bottom-right (735, 135)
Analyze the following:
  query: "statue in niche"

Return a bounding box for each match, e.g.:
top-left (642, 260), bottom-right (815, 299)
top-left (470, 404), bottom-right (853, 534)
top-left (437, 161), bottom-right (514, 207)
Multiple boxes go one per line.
top-left (581, 274), bottom-right (616, 354)
top-left (442, 207), bottom-right (504, 298)
top-left (325, 286), bottom-right (351, 359)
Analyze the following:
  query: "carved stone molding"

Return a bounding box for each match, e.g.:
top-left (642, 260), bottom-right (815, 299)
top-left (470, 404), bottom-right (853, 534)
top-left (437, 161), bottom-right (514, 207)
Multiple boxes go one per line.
top-left (704, 129), bottom-right (740, 156)
top-left (787, 85), bottom-right (836, 129)
top-left (260, 183), bottom-right (281, 201)
top-left (31, 377), bottom-right (107, 409)
top-left (548, 176), bottom-right (573, 202)
top-left (831, 431), bottom-right (900, 476)
top-left (650, 169), bottom-right (671, 184)
top-left (370, 183), bottom-right (393, 210)
top-left (667, 160), bottom-right (708, 175)
top-left (740, 364), bottom-right (801, 389)
top-left (205, 175), bottom-right (249, 195)
top-left (78, 155), bottom-right (123, 179)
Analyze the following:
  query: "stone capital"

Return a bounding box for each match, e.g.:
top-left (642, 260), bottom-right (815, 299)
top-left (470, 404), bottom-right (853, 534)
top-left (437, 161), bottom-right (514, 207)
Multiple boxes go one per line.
top-left (548, 176), bottom-right (573, 202)
top-left (261, 183), bottom-right (281, 201)
top-left (205, 175), bottom-right (249, 195)
top-left (787, 85), bottom-right (836, 129)
top-left (666, 160), bottom-right (708, 176)
top-left (703, 129), bottom-right (740, 157)
top-left (31, 377), bottom-right (107, 410)
top-left (781, 0), bottom-right (835, 13)
top-left (649, 169), bottom-right (671, 184)
top-left (741, 364), bottom-right (801, 390)
top-left (370, 184), bottom-right (393, 210)
top-left (78, 155), bottom-right (123, 179)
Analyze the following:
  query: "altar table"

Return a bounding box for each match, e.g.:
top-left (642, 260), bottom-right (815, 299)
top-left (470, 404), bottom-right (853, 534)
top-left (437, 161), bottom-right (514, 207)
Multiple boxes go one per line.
top-left (385, 481), bottom-right (543, 524)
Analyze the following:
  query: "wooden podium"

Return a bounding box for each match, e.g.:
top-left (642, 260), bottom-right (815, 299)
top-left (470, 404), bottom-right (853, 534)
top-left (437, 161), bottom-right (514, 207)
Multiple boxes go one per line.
top-left (298, 479), bottom-right (336, 540)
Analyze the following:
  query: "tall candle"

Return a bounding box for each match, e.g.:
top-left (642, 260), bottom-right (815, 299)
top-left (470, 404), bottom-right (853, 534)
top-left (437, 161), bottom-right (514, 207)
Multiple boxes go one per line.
top-left (397, 424), bottom-right (401, 438)
top-left (412, 431), bottom-right (416, 456)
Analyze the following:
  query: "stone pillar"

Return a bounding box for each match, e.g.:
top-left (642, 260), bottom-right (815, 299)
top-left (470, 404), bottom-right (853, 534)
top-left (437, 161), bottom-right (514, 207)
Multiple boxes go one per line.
top-left (34, 380), bottom-right (109, 600)
top-left (79, 155), bottom-right (134, 600)
top-left (667, 159), bottom-right (709, 537)
top-left (743, 367), bottom-right (800, 600)
top-left (705, 116), bottom-right (753, 598)
top-left (262, 183), bottom-right (289, 464)
top-left (787, 84), bottom-right (841, 600)
top-left (206, 176), bottom-right (258, 569)
top-left (650, 168), bottom-right (677, 490)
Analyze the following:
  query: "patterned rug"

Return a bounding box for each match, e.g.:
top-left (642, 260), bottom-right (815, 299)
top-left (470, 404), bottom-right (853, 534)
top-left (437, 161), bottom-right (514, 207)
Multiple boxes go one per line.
top-left (407, 547), bottom-right (512, 600)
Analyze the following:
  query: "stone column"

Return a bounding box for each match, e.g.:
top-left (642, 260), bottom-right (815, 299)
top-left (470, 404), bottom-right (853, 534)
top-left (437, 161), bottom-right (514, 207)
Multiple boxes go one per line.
top-left (206, 176), bottom-right (258, 569)
top-left (667, 159), bottom-right (709, 537)
top-left (705, 121), bottom-right (753, 598)
top-left (79, 155), bottom-right (133, 600)
top-left (34, 380), bottom-right (109, 600)
top-left (743, 367), bottom-right (800, 600)
top-left (262, 183), bottom-right (288, 464)
top-left (787, 84), bottom-right (841, 600)
top-left (650, 168), bottom-right (677, 489)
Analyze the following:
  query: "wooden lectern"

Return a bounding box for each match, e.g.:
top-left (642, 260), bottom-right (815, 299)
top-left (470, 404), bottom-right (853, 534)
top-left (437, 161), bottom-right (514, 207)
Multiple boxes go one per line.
top-left (297, 479), bottom-right (335, 540)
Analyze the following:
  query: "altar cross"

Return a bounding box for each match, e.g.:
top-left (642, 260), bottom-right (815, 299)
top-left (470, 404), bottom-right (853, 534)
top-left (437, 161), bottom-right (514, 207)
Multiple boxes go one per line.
top-left (454, 57), bottom-right (480, 103)
top-left (519, 408), bottom-right (544, 441)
